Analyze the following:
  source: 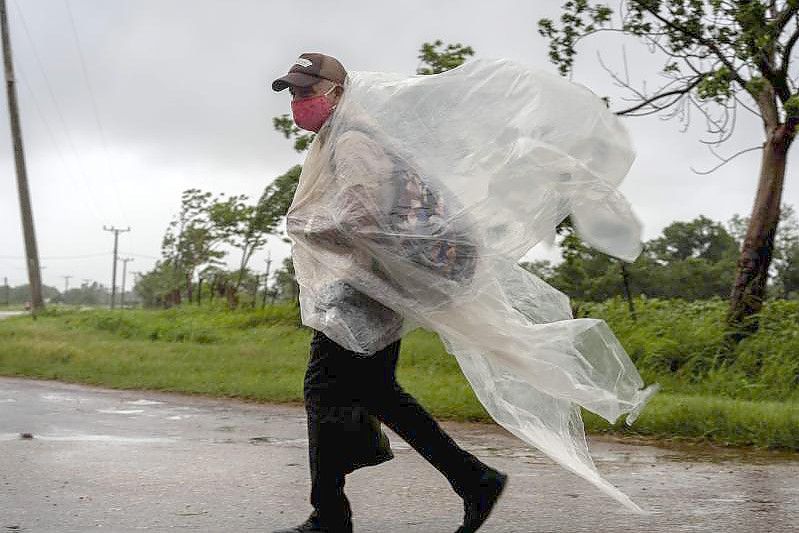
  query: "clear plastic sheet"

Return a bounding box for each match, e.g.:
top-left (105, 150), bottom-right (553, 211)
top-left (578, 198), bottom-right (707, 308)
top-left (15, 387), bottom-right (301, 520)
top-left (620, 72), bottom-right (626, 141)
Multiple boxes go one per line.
top-left (285, 58), bottom-right (658, 511)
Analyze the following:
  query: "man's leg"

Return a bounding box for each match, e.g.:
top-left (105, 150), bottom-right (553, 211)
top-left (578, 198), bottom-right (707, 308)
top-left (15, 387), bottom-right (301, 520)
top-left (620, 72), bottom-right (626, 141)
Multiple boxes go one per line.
top-left (306, 408), bottom-right (352, 531)
top-left (300, 330), bottom-right (355, 532)
top-left (356, 339), bottom-right (490, 499)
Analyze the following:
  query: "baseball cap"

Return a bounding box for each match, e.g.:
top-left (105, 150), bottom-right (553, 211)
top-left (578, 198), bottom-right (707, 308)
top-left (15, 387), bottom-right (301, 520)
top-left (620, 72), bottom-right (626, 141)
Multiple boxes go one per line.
top-left (272, 53), bottom-right (347, 92)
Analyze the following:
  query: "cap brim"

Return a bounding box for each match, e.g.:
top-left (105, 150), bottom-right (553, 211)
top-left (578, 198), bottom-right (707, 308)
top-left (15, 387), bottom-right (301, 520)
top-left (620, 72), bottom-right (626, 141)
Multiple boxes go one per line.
top-left (271, 72), bottom-right (322, 92)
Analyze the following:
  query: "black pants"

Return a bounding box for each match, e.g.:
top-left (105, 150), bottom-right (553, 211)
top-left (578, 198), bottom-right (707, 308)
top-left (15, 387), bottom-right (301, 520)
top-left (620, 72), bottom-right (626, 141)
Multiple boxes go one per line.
top-left (303, 329), bottom-right (488, 530)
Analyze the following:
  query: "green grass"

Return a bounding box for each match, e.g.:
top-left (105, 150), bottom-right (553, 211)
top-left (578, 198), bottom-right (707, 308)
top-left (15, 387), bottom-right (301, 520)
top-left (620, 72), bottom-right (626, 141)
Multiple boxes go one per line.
top-left (1, 300), bottom-right (798, 450)
top-left (578, 297), bottom-right (799, 402)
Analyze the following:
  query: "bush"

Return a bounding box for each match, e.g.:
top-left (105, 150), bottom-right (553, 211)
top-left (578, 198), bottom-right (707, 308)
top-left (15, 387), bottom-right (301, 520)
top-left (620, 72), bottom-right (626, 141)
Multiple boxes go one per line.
top-left (579, 296), bottom-right (799, 402)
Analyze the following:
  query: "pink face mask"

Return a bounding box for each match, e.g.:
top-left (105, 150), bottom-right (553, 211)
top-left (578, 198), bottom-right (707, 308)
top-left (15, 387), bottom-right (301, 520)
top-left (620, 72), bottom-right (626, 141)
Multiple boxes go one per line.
top-left (291, 85), bottom-right (337, 132)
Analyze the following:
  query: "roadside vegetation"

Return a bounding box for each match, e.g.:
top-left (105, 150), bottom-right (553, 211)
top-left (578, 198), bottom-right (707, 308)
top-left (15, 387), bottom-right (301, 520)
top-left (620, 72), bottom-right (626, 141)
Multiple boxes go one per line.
top-left (1, 298), bottom-right (797, 450)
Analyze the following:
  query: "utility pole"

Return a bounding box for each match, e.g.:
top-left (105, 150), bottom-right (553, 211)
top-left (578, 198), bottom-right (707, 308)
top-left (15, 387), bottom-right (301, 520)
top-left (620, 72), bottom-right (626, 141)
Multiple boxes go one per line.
top-left (2, 276), bottom-right (8, 306)
top-left (103, 226), bottom-right (130, 309)
top-left (120, 257), bottom-right (133, 308)
top-left (129, 271), bottom-right (141, 307)
top-left (61, 275), bottom-right (72, 293)
top-left (1, 0), bottom-right (43, 314)
top-left (261, 251), bottom-right (272, 309)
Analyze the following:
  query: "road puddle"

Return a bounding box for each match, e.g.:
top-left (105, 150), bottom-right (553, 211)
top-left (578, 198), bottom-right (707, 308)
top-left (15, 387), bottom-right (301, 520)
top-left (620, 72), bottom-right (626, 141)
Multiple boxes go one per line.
top-left (601, 437), bottom-right (799, 465)
top-left (0, 432), bottom-right (175, 443)
top-left (248, 436), bottom-right (308, 446)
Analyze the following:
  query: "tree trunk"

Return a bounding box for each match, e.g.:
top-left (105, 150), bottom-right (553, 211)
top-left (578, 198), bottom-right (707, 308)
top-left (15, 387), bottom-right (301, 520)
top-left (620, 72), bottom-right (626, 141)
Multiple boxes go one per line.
top-left (726, 124), bottom-right (792, 343)
top-left (226, 284), bottom-right (239, 310)
top-left (186, 272), bottom-right (193, 303)
top-left (620, 262), bottom-right (636, 321)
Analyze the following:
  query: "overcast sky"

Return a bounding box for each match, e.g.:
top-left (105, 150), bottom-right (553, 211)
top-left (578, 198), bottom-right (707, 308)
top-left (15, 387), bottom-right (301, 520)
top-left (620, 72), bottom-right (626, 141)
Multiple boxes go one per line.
top-left (0, 0), bottom-right (795, 291)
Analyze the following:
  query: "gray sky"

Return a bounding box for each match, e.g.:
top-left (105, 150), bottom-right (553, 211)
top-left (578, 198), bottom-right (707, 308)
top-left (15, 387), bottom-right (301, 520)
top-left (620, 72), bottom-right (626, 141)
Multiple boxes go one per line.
top-left (0, 0), bottom-right (795, 290)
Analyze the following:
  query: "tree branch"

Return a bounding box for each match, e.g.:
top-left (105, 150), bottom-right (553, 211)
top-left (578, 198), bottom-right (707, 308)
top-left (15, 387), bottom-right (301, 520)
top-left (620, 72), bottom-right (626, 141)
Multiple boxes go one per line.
top-left (773, 3), bottom-right (798, 34)
top-left (637, 3), bottom-right (751, 93)
top-left (779, 19), bottom-right (799, 77)
top-left (613, 75), bottom-right (704, 115)
top-left (689, 145), bottom-right (763, 175)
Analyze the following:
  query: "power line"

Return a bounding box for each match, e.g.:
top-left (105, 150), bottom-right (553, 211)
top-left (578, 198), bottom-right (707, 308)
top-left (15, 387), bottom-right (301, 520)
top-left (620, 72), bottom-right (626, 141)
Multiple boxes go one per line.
top-left (118, 251), bottom-right (159, 260)
top-left (0, 252), bottom-right (109, 260)
top-left (11, 0), bottom-right (106, 223)
top-left (1, 250), bottom-right (159, 261)
top-left (16, 67), bottom-right (105, 223)
top-left (63, 0), bottom-right (129, 227)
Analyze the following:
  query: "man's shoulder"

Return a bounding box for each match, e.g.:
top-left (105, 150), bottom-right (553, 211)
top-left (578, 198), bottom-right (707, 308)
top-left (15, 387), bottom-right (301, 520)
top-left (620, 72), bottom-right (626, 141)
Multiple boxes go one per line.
top-left (332, 125), bottom-right (393, 171)
top-left (335, 128), bottom-right (378, 152)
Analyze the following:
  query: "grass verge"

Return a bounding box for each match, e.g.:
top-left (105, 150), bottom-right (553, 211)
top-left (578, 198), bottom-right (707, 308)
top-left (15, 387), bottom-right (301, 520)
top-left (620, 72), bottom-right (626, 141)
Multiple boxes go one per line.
top-left (0, 305), bottom-right (797, 450)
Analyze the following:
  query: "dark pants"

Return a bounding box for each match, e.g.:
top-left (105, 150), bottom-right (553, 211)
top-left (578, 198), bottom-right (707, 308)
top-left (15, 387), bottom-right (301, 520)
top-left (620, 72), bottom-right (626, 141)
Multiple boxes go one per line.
top-left (303, 329), bottom-right (489, 531)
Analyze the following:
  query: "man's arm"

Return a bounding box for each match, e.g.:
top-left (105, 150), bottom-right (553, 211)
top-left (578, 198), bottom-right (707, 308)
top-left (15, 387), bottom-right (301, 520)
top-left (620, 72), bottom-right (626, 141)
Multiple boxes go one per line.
top-left (330, 130), bottom-right (395, 236)
top-left (285, 130), bottom-right (391, 253)
top-left (331, 129), bottom-right (477, 288)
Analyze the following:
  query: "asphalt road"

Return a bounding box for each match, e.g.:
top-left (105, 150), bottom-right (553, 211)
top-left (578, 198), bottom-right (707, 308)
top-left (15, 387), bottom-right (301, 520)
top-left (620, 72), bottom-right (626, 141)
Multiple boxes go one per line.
top-left (1, 376), bottom-right (798, 532)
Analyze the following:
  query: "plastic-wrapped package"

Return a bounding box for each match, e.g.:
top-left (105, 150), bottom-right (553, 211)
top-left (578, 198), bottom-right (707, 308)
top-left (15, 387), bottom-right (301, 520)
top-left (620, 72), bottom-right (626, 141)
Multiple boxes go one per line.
top-left (285, 58), bottom-right (658, 511)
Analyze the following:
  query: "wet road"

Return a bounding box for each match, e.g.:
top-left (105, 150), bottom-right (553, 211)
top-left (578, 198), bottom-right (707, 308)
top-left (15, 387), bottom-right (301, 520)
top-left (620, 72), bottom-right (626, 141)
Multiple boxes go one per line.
top-left (1, 377), bottom-right (797, 532)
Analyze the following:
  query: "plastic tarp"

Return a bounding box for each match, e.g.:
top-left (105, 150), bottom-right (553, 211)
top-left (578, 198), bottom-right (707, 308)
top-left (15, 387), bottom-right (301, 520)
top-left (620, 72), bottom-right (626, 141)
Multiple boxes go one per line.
top-left (285, 58), bottom-right (659, 512)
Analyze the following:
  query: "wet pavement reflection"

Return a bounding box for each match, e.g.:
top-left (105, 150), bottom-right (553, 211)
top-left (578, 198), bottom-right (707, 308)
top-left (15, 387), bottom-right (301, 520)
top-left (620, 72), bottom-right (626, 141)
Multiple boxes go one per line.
top-left (1, 376), bottom-right (797, 532)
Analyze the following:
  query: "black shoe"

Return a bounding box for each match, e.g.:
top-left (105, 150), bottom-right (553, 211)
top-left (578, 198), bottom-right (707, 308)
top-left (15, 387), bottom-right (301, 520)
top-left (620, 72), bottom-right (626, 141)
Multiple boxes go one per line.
top-left (272, 511), bottom-right (352, 533)
top-left (272, 512), bottom-right (322, 533)
top-left (455, 468), bottom-right (508, 533)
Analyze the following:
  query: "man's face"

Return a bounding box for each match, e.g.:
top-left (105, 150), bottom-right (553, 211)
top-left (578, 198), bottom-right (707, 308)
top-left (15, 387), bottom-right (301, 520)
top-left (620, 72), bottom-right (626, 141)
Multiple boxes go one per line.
top-left (289, 79), bottom-right (342, 106)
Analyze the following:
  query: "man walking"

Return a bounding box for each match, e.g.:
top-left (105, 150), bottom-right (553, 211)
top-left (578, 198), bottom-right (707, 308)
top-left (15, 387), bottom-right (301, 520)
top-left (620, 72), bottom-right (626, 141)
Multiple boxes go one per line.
top-left (271, 53), bottom-right (507, 533)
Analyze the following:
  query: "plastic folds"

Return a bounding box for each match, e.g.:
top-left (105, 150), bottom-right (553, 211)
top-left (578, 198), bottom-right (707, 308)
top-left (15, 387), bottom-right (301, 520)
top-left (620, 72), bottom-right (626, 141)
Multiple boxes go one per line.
top-left (286, 58), bottom-right (657, 511)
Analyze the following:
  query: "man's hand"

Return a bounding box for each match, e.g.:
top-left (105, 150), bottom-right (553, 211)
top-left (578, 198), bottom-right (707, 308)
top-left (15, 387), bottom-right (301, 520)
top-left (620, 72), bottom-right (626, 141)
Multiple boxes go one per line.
top-left (335, 184), bottom-right (384, 236)
top-left (286, 212), bottom-right (351, 252)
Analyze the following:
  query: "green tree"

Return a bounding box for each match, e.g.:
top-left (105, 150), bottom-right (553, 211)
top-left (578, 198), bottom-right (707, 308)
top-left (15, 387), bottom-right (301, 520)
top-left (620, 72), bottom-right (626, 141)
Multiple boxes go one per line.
top-left (255, 165), bottom-right (302, 230)
top-left (546, 215), bottom-right (739, 302)
top-left (539, 1), bottom-right (799, 342)
top-left (416, 40), bottom-right (475, 74)
top-left (648, 215), bottom-right (738, 264)
top-left (8, 283), bottom-right (60, 304)
top-left (777, 244), bottom-right (799, 297)
top-left (6, 283), bottom-right (59, 305)
top-left (161, 189), bottom-right (230, 304)
top-left (54, 281), bottom-right (111, 306)
top-left (134, 261), bottom-right (176, 308)
top-left (206, 194), bottom-right (265, 292)
top-left (272, 255), bottom-right (298, 304)
top-left (273, 114), bottom-right (315, 153)
top-left (518, 259), bottom-right (555, 280)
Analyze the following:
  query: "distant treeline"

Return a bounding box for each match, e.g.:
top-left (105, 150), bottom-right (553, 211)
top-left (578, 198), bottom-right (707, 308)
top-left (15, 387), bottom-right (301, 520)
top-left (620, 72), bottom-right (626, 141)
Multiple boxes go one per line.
top-left (521, 209), bottom-right (799, 303)
top-left (0, 281), bottom-right (111, 306)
